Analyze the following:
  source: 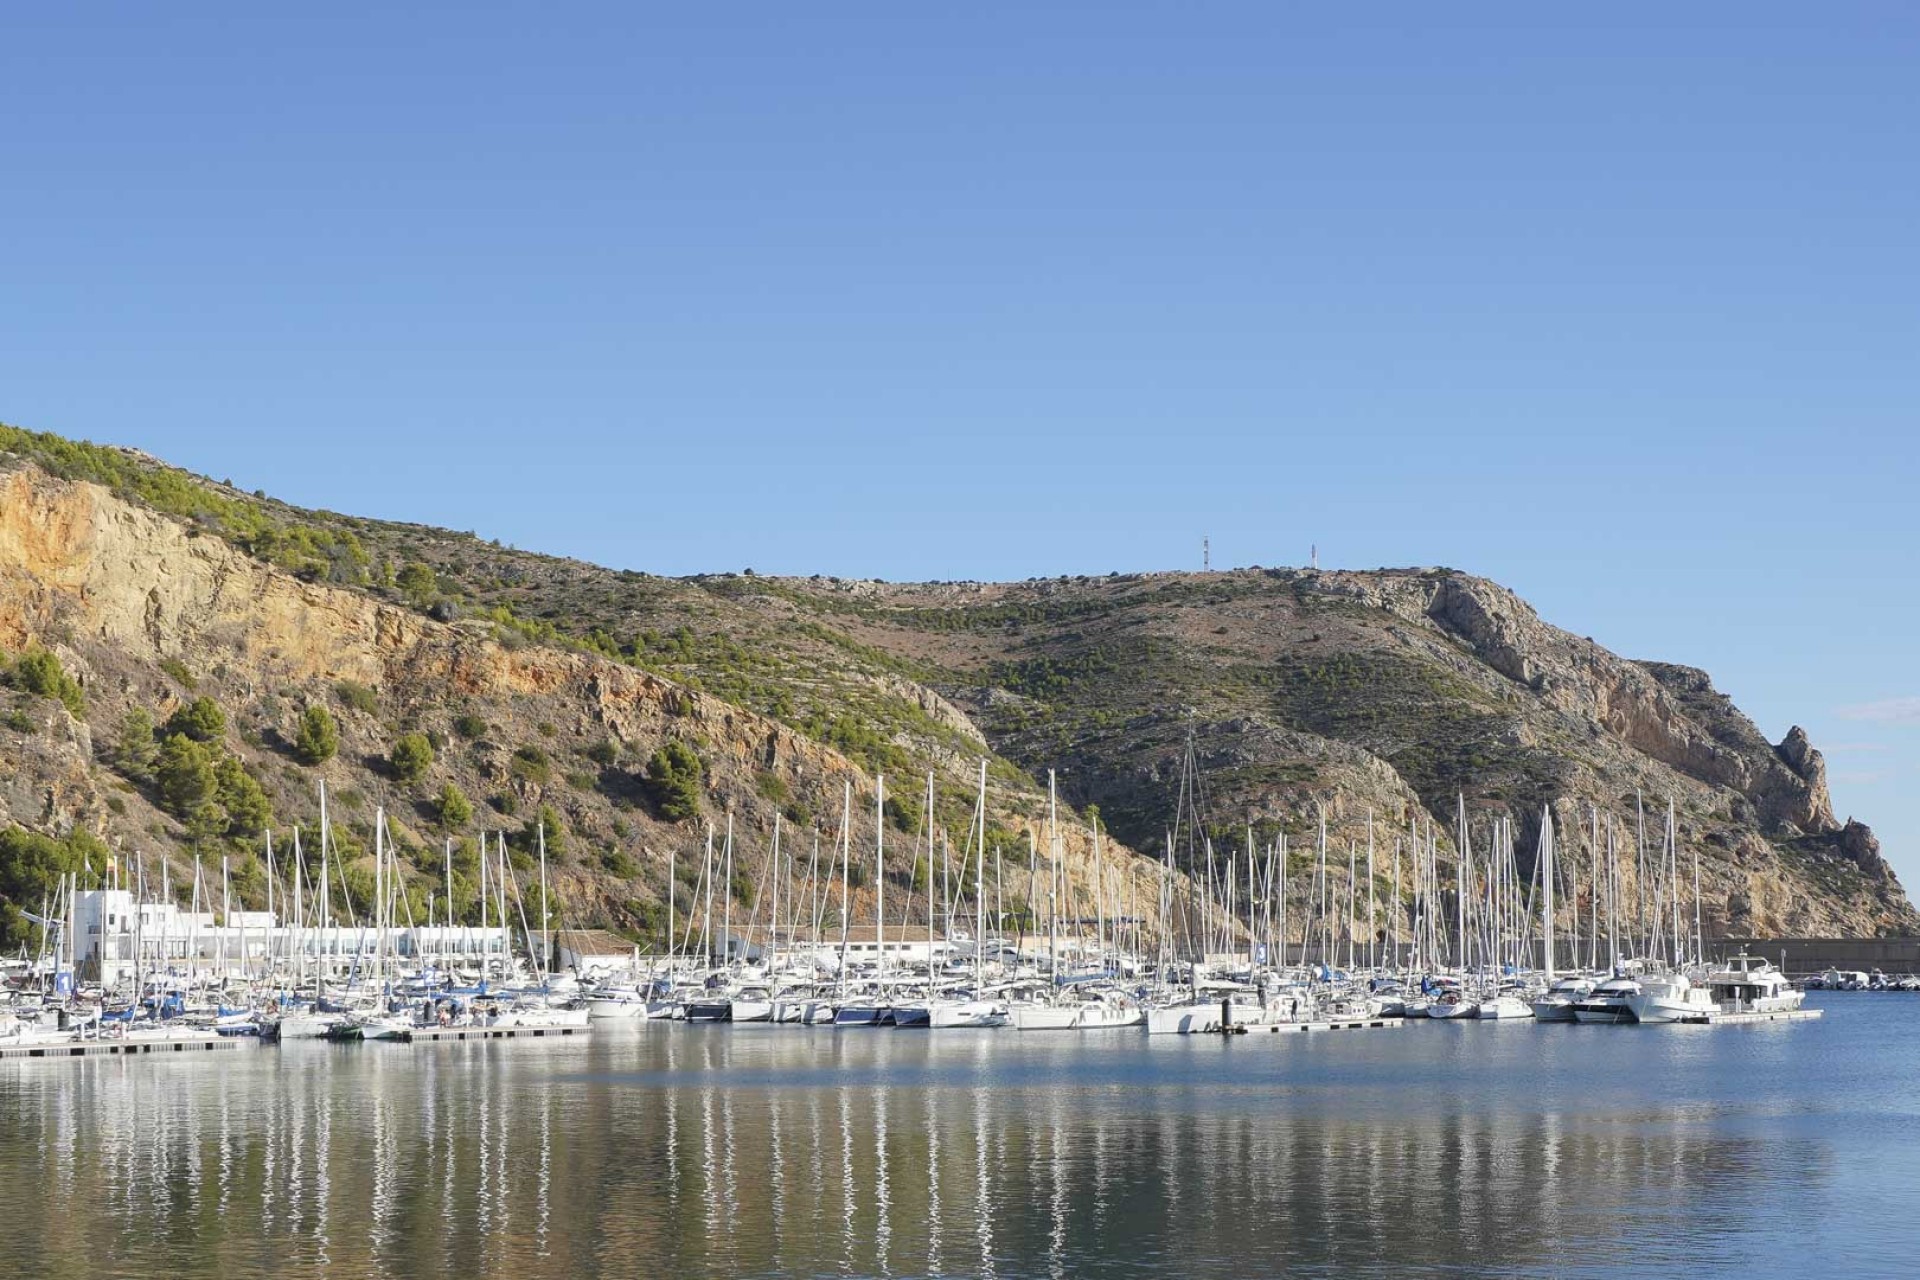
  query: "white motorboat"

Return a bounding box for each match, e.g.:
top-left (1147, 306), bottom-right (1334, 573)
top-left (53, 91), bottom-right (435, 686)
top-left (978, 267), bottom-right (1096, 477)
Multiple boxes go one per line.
top-left (274, 1010), bottom-right (347, 1039)
top-left (1475, 994), bottom-right (1534, 1020)
top-left (1528, 976), bottom-right (1595, 1023)
top-left (1705, 954), bottom-right (1804, 1015)
top-left (1571, 975), bottom-right (1641, 1024)
top-left (1623, 970), bottom-right (1714, 1024)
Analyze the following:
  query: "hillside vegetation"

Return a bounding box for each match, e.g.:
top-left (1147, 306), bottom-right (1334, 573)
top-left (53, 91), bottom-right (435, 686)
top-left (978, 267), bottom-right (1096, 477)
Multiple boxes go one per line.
top-left (0, 422), bottom-right (1910, 951)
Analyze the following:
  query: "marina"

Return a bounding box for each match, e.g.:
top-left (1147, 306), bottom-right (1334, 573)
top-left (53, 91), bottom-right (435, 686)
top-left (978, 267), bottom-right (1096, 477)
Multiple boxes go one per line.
top-left (4, 768), bottom-right (1829, 1060)
top-left (0, 994), bottom-right (1905, 1280)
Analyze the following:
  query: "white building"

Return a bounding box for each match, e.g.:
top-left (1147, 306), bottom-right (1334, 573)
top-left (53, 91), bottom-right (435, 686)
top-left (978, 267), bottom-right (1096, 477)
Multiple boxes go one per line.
top-left (76, 889), bottom-right (512, 986)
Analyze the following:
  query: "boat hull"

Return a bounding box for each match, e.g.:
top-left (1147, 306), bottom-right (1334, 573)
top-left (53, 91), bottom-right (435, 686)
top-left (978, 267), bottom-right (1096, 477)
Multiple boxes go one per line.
top-left (833, 1005), bottom-right (890, 1027)
top-left (1073, 1004), bottom-right (1144, 1029)
top-left (1571, 1000), bottom-right (1636, 1024)
top-left (1010, 1005), bottom-right (1079, 1031)
top-left (1476, 996), bottom-right (1534, 1020)
top-left (1529, 999), bottom-right (1577, 1023)
top-left (1623, 992), bottom-right (1713, 1024)
top-left (1426, 1001), bottom-right (1479, 1020)
top-left (729, 1000), bottom-right (775, 1023)
top-left (586, 998), bottom-right (648, 1020)
top-left (927, 1000), bottom-right (1007, 1029)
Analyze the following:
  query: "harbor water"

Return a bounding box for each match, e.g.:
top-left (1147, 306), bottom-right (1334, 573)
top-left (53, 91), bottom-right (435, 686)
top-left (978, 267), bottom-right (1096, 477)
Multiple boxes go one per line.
top-left (1, 993), bottom-right (1913, 1278)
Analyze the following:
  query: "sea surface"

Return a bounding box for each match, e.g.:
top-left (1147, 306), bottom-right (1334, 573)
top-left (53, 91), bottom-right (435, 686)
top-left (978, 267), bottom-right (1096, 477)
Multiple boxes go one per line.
top-left (1, 995), bottom-right (1915, 1278)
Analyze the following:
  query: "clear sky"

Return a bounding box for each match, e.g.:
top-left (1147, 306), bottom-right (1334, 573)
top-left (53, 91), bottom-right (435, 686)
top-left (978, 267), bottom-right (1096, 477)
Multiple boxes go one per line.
top-left (4, 7), bottom-right (1918, 886)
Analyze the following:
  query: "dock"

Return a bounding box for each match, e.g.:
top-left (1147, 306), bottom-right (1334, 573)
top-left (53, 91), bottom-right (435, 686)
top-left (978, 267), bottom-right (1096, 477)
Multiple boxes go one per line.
top-left (400, 1024), bottom-right (591, 1043)
top-left (1680, 1008), bottom-right (1823, 1026)
top-left (1201, 1017), bottom-right (1405, 1035)
top-left (0, 1034), bottom-right (244, 1061)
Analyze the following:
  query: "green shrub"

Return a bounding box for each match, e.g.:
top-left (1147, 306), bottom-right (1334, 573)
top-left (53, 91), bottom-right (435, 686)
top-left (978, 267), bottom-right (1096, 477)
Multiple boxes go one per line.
top-left (755, 771), bottom-right (790, 804)
top-left (116, 707), bottom-right (157, 781)
top-left (293, 704), bottom-right (338, 765)
top-left (13, 650), bottom-right (85, 718)
top-left (452, 712), bottom-right (488, 739)
top-left (565, 770), bottom-right (599, 793)
top-left (156, 734), bottom-right (218, 816)
top-left (165, 696), bottom-right (226, 743)
top-left (158, 657), bottom-right (196, 690)
top-left (435, 783), bottom-right (473, 829)
top-left (396, 562), bottom-right (438, 608)
top-left (513, 803), bottom-right (567, 860)
top-left (601, 849), bottom-right (639, 878)
top-left (153, 732), bottom-right (271, 840)
top-left (389, 732), bottom-right (434, 784)
top-left (884, 790), bottom-right (924, 835)
top-left (334, 680), bottom-right (378, 716)
top-left (509, 745), bottom-right (551, 785)
top-left (586, 738), bottom-right (619, 767)
top-left (0, 825), bottom-right (107, 948)
top-left (215, 754), bottom-right (272, 836)
top-left (644, 741), bottom-right (704, 822)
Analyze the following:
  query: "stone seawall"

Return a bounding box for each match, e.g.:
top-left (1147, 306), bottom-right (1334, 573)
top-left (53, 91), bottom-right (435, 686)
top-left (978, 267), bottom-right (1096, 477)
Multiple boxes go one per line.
top-left (1714, 938), bottom-right (1920, 978)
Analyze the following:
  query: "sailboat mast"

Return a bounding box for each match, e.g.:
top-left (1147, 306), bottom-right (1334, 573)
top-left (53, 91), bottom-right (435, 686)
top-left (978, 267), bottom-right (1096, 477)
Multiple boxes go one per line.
top-left (721, 813), bottom-right (733, 971)
top-left (837, 783), bottom-right (852, 992)
top-left (1541, 805), bottom-right (1556, 983)
top-left (1455, 796), bottom-right (1468, 975)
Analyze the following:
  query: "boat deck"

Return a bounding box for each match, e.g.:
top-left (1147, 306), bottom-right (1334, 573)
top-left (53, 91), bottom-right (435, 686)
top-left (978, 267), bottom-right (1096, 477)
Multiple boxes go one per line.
top-left (0, 1034), bottom-right (244, 1060)
top-left (400, 1024), bottom-right (591, 1043)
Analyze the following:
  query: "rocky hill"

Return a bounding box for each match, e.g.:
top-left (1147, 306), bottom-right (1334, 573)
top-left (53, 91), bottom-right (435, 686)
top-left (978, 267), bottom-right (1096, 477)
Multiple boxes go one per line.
top-left (0, 423), bottom-right (1911, 950)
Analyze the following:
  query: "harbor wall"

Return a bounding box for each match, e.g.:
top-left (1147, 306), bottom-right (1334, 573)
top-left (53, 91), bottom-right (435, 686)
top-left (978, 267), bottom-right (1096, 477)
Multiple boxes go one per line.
top-left (1712, 938), bottom-right (1920, 978)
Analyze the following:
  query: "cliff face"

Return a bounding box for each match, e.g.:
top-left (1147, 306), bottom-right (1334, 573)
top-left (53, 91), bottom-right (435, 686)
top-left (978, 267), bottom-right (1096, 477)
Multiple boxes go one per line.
top-left (0, 431), bottom-right (1911, 942)
top-left (0, 462), bottom-right (1155, 941)
top-left (766, 567), bottom-right (1914, 938)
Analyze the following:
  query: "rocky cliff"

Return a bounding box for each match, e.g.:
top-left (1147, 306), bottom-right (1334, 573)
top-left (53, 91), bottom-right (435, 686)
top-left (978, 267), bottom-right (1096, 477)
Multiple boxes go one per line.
top-left (0, 425), bottom-right (1911, 943)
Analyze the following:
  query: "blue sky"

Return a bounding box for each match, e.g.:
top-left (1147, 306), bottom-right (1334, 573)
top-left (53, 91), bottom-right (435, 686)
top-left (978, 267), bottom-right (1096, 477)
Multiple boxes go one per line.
top-left (4, 7), bottom-right (1918, 886)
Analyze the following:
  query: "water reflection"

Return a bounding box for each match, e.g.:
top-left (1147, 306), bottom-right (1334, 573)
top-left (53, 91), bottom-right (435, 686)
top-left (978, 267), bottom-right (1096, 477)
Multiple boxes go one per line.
top-left (0, 1010), bottom-right (1881, 1279)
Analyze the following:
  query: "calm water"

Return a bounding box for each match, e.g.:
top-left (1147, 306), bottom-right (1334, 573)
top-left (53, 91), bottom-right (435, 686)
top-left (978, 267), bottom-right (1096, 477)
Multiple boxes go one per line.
top-left (2, 995), bottom-right (1916, 1278)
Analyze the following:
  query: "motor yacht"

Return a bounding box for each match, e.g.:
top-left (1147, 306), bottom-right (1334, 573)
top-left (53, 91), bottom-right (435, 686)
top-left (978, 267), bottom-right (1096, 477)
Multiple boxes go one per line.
top-left (1705, 953), bottom-right (1804, 1015)
top-left (1528, 975), bottom-right (1595, 1022)
top-left (1571, 973), bottom-right (1642, 1024)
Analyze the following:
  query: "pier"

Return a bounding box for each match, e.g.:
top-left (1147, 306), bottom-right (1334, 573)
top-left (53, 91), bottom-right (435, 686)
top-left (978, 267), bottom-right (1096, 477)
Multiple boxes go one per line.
top-left (400, 1024), bottom-right (591, 1043)
top-left (1682, 1008), bottom-right (1823, 1026)
top-left (0, 1034), bottom-right (244, 1061)
top-left (1202, 1017), bottom-right (1405, 1035)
